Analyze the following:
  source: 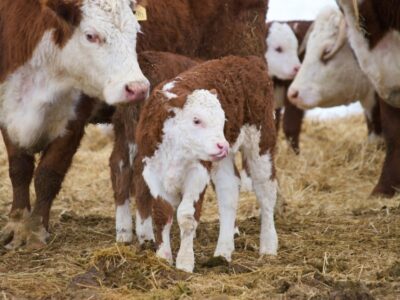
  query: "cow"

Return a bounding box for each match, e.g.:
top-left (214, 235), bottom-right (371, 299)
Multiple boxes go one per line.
top-left (266, 20), bottom-right (313, 153)
top-left (337, 0), bottom-right (400, 196)
top-left (0, 0), bottom-right (149, 249)
top-left (133, 56), bottom-right (277, 272)
top-left (287, 7), bottom-right (382, 141)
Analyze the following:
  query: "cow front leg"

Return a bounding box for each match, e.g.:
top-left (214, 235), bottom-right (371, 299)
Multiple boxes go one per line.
top-left (0, 129), bottom-right (34, 247)
top-left (372, 99), bottom-right (400, 197)
top-left (283, 97), bottom-right (304, 154)
top-left (153, 197), bottom-right (174, 264)
top-left (176, 164), bottom-right (209, 273)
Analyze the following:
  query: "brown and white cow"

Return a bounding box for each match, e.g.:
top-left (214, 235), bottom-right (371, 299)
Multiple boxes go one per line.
top-left (337, 0), bottom-right (400, 196)
top-left (0, 0), bottom-right (149, 248)
top-left (265, 20), bottom-right (313, 153)
top-left (133, 56), bottom-right (277, 272)
top-left (288, 7), bottom-right (382, 141)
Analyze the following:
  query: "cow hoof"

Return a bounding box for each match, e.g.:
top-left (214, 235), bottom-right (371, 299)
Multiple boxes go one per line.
top-left (176, 252), bottom-right (194, 273)
top-left (371, 185), bottom-right (397, 198)
top-left (1, 210), bottom-right (48, 250)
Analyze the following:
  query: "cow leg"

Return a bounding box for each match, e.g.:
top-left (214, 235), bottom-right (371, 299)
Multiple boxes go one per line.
top-left (0, 129), bottom-right (34, 246)
top-left (283, 97), bottom-right (304, 154)
top-left (245, 151), bottom-right (278, 255)
top-left (153, 197), bottom-right (174, 264)
top-left (212, 155), bottom-right (240, 261)
top-left (364, 94), bottom-right (383, 142)
top-left (275, 108), bottom-right (282, 133)
top-left (372, 100), bottom-right (400, 197)
top-left (176, 163), bottom-right (209, 273)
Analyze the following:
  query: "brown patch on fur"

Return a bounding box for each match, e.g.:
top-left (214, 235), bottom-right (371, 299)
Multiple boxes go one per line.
top-left (152, 197), bottom-right (174, 246)
top-left (357, 0), bottom-right (400, 49)
top-left (0, 0), bottom-right (82, 82)
top-left (137, 0), bottom-right (268, 60)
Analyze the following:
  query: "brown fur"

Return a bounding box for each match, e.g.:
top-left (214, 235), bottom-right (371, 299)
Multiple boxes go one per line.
top-left (134, 56), bottom-right (276, 246)
top-left (357, 0), bottom-right (400, 49)
top-left (0, 0), bottom-right (82, 82)
top-left (372, 98), bottom-right (400, 197)
top-left (138, 0), bottom-right (268, 60)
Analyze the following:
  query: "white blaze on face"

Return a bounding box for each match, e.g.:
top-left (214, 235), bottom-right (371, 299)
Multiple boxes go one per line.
top-left (60, 0), bottom-right (150, 105)
top-left (266, 22), bottom-right (301, 80)
top-left (164, 89), bottom-right (229, 162)
top-left (288, 7), bottom-right (371, 109)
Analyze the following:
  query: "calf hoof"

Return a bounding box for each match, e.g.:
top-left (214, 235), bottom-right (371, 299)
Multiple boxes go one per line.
top-left (116, 229), bottom-right (133, 244)
top-left (214, 241), bottom-right (234, 262)
top-left (260, 232), bottom-right (278, 256)
top-left (156, 245), bottom-right (173, 265)
top-left (176, 249), bottom-right (195, 273)
top-left (1, 210), bottom-right (48, 250)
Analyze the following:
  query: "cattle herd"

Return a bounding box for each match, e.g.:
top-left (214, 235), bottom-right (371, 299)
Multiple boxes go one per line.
top-left (0, 0), bottom-right (398, 274)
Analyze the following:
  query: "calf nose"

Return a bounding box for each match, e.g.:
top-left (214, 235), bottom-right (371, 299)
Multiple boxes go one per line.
top-left (293, 65), bottom-right (300, 75)
top-left (125, 82), bottom-right (149, 102)
top-left (217, 141), bottom-right (229, 153)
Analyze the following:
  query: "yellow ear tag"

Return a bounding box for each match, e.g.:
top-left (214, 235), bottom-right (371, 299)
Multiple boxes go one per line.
top-left (135, 5), bottom-right (147, 21)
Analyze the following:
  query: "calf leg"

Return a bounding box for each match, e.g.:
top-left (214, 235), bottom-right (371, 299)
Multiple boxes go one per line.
top-left (153, 197), bottom-right (174, 264)
top-left (372, 100), bottom-right (400, 197)
top-left (212, 155), bottom-right (240, 261)
top-left (364, 94), bottom-right (383, 142)
top-left (283, 97), bottom-right (304, 154)
top-left (0, 129), bottom-right (34, 246)
top-left (176, 164), bottom-right (209, 273)
top-left (245, 151), bottom-right (278, 255)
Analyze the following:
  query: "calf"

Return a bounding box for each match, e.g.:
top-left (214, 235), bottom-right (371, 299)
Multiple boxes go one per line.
top-left (288, 7), bottom-right (382, 141)
top-left (266, 20), bottom-right (313, 153)
top-left (134, 56), bottom-right (277, 272)
top-left (0, 0), bottom-right (149, 248)
top-left (337, 0), bottom-right (400, 196)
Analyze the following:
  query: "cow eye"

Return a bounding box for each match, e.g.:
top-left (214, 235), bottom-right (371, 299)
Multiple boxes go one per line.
top-left (275, 46), bottom-right (283, 53)
top-left (193, 118), bottom-right (202, 125)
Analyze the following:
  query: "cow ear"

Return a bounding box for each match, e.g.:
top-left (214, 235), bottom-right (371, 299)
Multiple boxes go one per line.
top-left (42, 0), bottom-right (82, 26)
top-left (209, 89), bottom-right (218, 96)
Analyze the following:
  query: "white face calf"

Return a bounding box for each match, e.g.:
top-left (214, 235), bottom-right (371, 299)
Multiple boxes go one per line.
top-left (166, 89), bottom-right (229, 162)
top-left (59, 0), bottom-right (150, 104)
top-left (266, 22), bottom-right (301, 80)
top-left (287, 7), bottom-right (372, 109)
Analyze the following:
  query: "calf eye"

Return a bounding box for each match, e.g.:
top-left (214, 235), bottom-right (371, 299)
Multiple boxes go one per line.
top-left (275, 46), bottom-right (283, 53)
top-left (86, 33), bottom-right (102, 44)
top-left (193, 118), bottom-right (202, 125)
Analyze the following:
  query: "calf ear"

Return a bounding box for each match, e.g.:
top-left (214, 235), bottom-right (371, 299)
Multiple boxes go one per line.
top-left (209, 89), bottom-right (218, 96)
top-left (42, 0), bottom-right (82, 27)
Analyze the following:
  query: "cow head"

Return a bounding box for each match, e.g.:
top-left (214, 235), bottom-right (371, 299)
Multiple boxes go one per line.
top-left (165, 89), bottom-right (229, 162)
top-left (287, 7), bottom-right (367, 109)
top-left (43, 0), bottom-right (149, 105)
top-left (266, 22), bottom-right (301, 80)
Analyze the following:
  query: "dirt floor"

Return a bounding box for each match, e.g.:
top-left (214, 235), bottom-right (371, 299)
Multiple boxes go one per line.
top-left (0, 115), bottom-right (399, 299)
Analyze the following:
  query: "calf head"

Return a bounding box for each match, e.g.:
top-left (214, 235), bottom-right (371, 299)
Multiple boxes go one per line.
top-left (44, 0), bottom-right (149, 104)
top-left (166, 89), bottom-right (229, 162)
top-left (288, 7), bottom-right (362, 109)
top-left (266, 22), bottom-right (301, 80)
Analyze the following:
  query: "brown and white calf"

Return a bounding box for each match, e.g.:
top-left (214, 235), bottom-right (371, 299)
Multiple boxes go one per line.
top-left (133, 56), bottom-right (277, 272)
top-left (266, 20), bottom-right (313, 153)
top-left (110, 52), bottom-right (199, 243)
top-left (0, 0), bottom-right (149, 248)
top-left (337, 0), bottom-right (400, 196)
top-left (288, 7), bottom-right (382, 141)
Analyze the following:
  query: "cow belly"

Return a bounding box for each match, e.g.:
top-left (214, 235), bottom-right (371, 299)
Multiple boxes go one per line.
top-left (0, 67), bottom-right (80, 150)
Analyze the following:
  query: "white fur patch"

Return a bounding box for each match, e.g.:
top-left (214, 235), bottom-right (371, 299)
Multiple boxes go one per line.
top-left (162, 81), bottom-right (177, 100)
top-left (156, 221), bottom-right (173, 264)
top-left (116, 199), bottom-right (133, 243)
top-left (128, 143), bottom-right (137, 167)
top-left (135, 210), bottom-right (155, 244)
